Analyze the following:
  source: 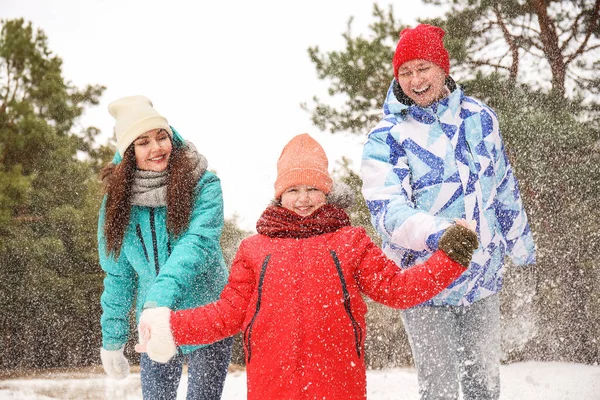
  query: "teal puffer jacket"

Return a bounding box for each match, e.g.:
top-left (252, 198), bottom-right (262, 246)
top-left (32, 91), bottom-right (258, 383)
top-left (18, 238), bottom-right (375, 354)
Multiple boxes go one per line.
top-left (99, 131), bottom-right (228, 354)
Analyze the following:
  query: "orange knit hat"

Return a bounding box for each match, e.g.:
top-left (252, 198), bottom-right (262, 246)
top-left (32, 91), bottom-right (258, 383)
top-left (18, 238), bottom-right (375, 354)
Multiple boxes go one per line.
top-left (274, 133), bottom-right (333, 199)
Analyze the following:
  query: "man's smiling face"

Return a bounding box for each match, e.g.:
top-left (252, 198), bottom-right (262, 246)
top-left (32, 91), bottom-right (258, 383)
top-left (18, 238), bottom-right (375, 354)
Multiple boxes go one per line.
top-left (396, 59), bottom-right (447, 107)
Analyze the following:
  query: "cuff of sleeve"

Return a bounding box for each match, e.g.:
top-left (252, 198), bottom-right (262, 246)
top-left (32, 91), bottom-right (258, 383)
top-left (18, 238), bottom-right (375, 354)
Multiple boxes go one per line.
top-left (170, 311), bottom-right (184, 347)
top-left (102, 342), bottom-right (126, 351)
top-left (143, 301), bottom-right (158, 309)
top-left (426, 229), bottom-right (445, 251)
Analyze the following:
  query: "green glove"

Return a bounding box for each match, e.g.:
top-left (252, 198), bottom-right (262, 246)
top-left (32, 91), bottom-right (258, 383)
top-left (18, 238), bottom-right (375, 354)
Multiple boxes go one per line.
top-left (438, 224), bottom-right (479, 267)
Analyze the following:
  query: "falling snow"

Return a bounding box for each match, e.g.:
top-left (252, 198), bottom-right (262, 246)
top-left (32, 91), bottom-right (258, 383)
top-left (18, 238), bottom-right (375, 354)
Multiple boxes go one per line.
top-left (1, 362), bottom-right (599, 399)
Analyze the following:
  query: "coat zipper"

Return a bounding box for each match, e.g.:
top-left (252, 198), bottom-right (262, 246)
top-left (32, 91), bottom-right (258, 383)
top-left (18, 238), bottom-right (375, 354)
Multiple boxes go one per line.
top-left (330, 250), bottom-right (363, 358)
top-left (135, 224), bottom-right (150, 262)
top-left (149, 209), bottom-right (159, 276)
top-left (243, 254), bottom-right (271, 363)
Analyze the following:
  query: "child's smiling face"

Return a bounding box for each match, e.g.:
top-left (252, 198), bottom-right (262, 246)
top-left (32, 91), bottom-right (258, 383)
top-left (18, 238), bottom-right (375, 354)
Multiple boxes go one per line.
top-left (280, 185), bottom-right (327, 217)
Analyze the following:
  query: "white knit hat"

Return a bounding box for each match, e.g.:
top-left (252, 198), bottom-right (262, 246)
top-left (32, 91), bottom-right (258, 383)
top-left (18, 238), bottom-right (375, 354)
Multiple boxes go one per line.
top-left (108, 95), bottom-right (172, 156)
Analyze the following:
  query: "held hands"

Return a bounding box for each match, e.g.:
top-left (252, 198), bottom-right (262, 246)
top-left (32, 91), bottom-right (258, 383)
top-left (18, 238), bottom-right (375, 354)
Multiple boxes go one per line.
top-left (135, 307), bottom-right (178, 363)
top-left (100, 347), bottom-right (130, 380)
top-left (438, 220), bottom-right (479, 267)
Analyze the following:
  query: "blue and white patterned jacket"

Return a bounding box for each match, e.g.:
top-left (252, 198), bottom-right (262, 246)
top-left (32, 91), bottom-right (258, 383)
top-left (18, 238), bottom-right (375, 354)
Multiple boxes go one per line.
top-left (360, 80), bottom-right (535, 306)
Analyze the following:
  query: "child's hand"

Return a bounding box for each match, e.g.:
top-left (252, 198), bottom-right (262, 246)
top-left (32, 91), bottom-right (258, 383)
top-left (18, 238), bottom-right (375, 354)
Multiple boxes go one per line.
top-left (439, 224), bottom-right (479, 267)
top-left (135, 307), bottom-right (177, 363)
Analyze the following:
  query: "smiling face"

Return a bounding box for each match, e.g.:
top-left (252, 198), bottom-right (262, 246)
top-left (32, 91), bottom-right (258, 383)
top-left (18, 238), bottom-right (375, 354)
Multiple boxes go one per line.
top-left (396, 59), bottom-right (448, 107)
top-left (133, 128), bottom-right (173, 172)
top-left (280, 185), bottom-right (327, 217)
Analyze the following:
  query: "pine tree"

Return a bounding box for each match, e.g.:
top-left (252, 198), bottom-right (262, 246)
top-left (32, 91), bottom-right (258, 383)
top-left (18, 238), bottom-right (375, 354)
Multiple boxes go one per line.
top-left (0, 18), bottom-right (107, 369)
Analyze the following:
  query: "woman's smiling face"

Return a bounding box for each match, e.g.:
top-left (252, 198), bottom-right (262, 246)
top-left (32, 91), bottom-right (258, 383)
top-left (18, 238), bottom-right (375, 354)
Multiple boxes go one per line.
top-left (133, 128), bottom-right (172, 172)
top-left (396, 59), bottom-right (447, 107)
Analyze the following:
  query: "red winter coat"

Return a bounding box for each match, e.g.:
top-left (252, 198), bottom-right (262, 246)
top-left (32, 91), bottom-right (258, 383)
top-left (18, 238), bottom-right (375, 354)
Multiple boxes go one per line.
top-left (170, 205), bottom-right (465, 399)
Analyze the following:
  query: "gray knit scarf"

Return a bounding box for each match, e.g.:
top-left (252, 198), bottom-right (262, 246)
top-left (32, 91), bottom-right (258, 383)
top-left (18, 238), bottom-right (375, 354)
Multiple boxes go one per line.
top-left (130, 142), bottom-right (208, 207)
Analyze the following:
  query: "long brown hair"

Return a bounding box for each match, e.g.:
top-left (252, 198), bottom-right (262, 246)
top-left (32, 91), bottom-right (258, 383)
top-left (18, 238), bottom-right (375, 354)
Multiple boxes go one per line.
top-left (100, 142), bottom-right (197, 258)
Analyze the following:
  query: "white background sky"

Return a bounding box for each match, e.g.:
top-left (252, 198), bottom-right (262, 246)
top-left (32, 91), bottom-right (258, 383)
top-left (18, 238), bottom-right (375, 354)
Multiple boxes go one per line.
top-left (4, 0), bottom-right (445, 231)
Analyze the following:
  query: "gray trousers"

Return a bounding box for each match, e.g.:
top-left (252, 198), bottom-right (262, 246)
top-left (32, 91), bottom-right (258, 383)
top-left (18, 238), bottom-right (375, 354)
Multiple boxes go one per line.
top-left (401, 294), bottom-right (501, 400)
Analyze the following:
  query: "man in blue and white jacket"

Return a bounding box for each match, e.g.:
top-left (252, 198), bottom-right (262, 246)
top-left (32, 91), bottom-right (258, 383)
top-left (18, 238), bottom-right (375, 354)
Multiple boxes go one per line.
top-left (360, 24), bottom-right (535, 400)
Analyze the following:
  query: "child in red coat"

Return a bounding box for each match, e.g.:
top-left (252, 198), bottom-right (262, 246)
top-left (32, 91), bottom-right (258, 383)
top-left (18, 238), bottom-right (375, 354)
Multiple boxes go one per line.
top-left (136, 133), bottom-right (478, 399)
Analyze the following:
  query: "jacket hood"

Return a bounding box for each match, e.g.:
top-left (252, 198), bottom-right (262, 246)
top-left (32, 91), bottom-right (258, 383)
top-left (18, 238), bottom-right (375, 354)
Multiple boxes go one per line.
top-left (326, 181), bottom-right (355, 209)
top-left (110, 125), bottom-right (187, 165)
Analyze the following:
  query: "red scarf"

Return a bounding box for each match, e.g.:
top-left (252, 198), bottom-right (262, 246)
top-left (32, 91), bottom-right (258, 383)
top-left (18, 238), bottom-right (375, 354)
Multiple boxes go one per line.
top-left (256, 204), bottom-right (351, 239)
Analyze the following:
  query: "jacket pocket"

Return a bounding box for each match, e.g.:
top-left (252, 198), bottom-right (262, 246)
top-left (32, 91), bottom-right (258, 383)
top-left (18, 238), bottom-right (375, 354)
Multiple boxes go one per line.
top-left (329, 250), bottom-right (363, 358)
top-left (243, 254), bottom-right (271, 364)
top-left (330, 250), bottom-right (363, 358)
top-left (136, 224), bottom-right (150, 262)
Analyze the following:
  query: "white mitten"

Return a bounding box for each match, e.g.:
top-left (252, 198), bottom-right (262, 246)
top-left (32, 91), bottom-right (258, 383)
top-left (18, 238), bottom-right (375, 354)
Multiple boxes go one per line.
top-left (100, 347), bottom-right (130, 380)
top-left (137, 307), bottom-right (177, 363)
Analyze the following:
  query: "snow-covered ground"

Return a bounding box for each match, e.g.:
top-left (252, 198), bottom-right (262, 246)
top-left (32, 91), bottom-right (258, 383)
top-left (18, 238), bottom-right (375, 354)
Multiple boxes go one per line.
top-left (1, 362), bottom-right (599, 399)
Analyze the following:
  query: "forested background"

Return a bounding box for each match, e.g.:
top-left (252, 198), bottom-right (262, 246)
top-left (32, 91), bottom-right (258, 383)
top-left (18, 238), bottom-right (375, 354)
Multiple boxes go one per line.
top-left (0, 0), bottom-right (598, 372)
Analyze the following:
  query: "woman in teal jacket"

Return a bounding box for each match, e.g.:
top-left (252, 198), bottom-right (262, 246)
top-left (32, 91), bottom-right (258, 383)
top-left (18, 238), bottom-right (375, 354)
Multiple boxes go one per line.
top-left (98, 95), bottom-right (232, 399)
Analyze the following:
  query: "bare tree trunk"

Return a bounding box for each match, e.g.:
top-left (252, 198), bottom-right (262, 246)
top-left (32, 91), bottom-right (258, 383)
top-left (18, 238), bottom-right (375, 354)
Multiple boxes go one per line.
top-left (494, 4), bottom-right (519, 83)
top-left (529, 0), bottom-right (566, 95)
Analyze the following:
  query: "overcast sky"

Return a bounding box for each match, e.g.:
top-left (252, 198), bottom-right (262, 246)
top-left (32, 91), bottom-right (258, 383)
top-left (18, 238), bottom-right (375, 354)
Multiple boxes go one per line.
top-left (5, 0), bottom-right (445, 231)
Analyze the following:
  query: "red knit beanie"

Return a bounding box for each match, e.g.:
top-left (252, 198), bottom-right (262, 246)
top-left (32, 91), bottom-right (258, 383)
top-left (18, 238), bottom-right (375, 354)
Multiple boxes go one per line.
top-left (392, 24), bottom-right (450, 80)
top-left (274, 133), bottom-right (333, 199)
